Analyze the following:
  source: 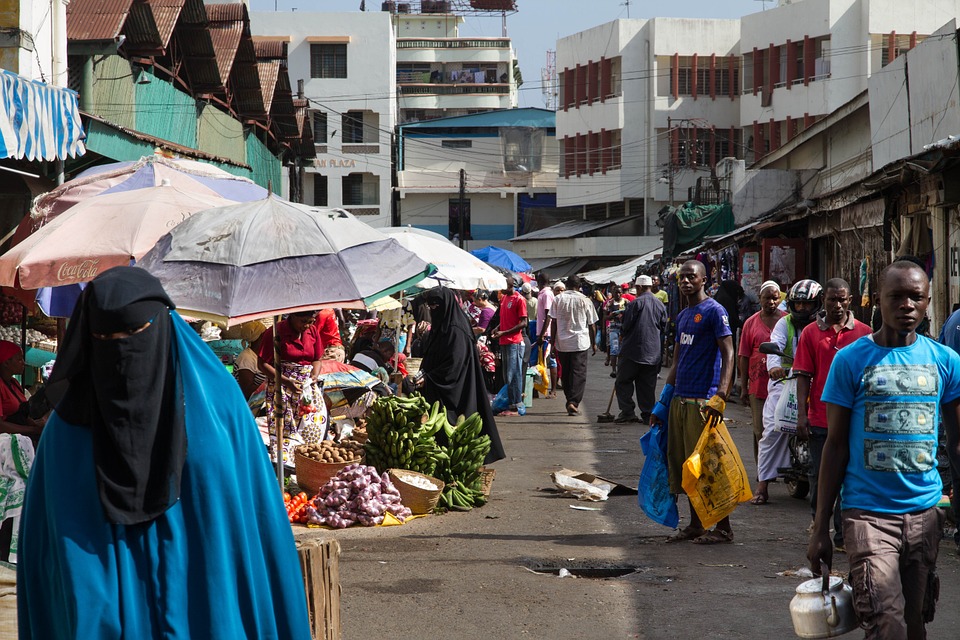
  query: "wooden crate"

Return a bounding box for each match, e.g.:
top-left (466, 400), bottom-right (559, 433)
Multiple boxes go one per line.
top-left (297, 538), bottom-right (341, 640)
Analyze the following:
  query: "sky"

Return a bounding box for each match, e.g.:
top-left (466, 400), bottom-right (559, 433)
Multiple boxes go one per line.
top-left (248, 0), bottom-right (770, 107)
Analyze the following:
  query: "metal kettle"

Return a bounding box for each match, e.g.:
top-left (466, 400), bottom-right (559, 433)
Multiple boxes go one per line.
top-left (789, 562), bottom-right (858, 638)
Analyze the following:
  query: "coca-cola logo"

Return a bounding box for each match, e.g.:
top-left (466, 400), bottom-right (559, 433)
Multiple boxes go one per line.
top-left (57, 259), bottom-right (100, 282)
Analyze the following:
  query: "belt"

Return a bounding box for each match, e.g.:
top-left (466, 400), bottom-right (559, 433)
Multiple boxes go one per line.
top-left (676, 396), bottom-right (707, 405)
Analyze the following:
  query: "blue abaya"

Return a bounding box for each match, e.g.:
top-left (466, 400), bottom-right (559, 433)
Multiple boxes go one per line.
top-left (16, 313), bottom-right (311, 639)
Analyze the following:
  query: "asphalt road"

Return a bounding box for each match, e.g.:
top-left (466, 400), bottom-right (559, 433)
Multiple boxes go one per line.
top-left (295, 353), bottom-right (960, 640)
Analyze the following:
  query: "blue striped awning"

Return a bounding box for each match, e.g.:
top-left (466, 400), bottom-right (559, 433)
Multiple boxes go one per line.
top-left (0, 69), bottom-right (85, 161)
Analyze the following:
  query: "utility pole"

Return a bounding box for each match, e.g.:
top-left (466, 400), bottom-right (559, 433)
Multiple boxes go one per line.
top-left (458, 168), bottom-right (466, 249)
top-left (667, 117), bottom-right (675, 206)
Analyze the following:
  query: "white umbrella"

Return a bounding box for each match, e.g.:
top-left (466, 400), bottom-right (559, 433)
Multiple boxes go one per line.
top-left (381, 226), bottom-right (507, 290)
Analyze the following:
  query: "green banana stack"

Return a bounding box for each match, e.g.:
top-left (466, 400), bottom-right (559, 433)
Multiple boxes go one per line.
top-left (434, 413), bottom-right (492, 511)
top-left (363, 394), bottom-right (448, 476)
top-left (362, 394), bottom-right (492, 512)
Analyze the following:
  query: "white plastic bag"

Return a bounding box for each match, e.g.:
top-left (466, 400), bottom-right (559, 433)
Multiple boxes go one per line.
top-left (773, 377), bottom-right (799, 433)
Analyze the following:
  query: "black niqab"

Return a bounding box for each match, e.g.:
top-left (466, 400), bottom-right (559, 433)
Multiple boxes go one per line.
top-left (46, 266), bottom-right (185, 525)
top-left (419, 287), bottom-right (505, 464)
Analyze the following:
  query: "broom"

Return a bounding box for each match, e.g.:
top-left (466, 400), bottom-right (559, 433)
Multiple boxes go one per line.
top-left (596, 387), bottom-right (617, 423)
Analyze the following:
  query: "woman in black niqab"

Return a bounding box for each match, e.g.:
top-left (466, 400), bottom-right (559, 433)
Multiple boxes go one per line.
top-left (419, 287), bottom-right (504, 464)
top-left (45, 266), bottom-right (185, 525)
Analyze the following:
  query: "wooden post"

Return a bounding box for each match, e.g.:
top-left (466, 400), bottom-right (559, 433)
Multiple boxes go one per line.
top-left (298, 539), bottom-right (342, 640)
top-left (274, 314), bottom-right (284, 487)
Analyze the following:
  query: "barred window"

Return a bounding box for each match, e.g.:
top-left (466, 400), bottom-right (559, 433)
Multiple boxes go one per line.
top-left (310, 44), bottom-right (347, 79)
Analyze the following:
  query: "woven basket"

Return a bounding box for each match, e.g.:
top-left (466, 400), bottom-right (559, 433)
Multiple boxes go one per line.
top-left (479, 467), bottom-right (496, 498)
top-left (294, 448), bottom-right (365, 495)
top-left (387, 469), bottom-right (444, 515)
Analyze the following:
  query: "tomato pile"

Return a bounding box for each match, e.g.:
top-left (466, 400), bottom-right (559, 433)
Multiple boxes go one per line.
top-left (283, 491), bottom-right (310, 524)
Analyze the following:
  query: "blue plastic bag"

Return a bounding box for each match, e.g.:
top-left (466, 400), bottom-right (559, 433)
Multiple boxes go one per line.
top-left (491, 384), bottom-right (510, 413)
top-left (638, 423), bottom-right (679, 528)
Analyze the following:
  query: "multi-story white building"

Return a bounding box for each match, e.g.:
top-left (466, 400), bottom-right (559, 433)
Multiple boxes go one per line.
top-left (252, 12), bottom-right (396, 226)
top-left (391, 4), bottom-right (518, 123)
top-left (556, 18), bottom-right (743, 241)
top-left (555, 0), bottom-right (960, 251)
top-left (397, 107), bottom-right (557, 251)
top-left (740, 0), bottom-right (960, 165)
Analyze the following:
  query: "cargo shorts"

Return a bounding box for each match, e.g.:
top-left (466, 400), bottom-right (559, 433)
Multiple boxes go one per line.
top-left (842, 506), bottom-right (944, 640)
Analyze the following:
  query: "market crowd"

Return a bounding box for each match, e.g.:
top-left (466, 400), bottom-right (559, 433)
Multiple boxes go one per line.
top-left (0, 256), bottom-right (957, 639)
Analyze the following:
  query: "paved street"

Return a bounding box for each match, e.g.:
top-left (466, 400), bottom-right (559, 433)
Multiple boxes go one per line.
top-left (296, 353), bottom-right (960, 639)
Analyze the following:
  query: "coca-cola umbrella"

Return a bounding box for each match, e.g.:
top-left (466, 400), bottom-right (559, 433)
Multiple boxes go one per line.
top-left (0, 183), bottom-right (232, 289)
top-left (136, 196), bottom-right (435, 325)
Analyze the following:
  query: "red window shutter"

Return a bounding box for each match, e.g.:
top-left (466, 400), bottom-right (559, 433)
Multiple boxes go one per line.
top-left (562, 137), bottom-right (569, 177)
top-left (728, 54), bottom-right (736, 100)
top-left (600, 57), bottom-right (611, 101)
top-left (592, 132), bottom-right (602, 174)
top-left (769, 118), bottom-right (779, 152)
top-left (786, 115), bottom-right (795, 141)
top-left (709, 54), bottom-right (716, 100)
top-left (910, 31), bottom-right (917, 50)
top-left (751, 47), bottom-right (758, 95)
top-left (672, 53), bottom-right (679, 100)
top-left (887, 31), bottom-right (896, 66)
top-left (804, 112), bottom-right (812, 128)
top-left (600, 129), bottom-right (609, 174)
top-left (586, 61), bottom-right (594, 106)
top-left (691, 53), bottom-right (699, 99)
top-left (804, 35), bottom-right (814, 85)
top-left (577, 134), bottom-right (585, 176)
top-left (564, 68), bottom-right (573, 110)
top-left (753, 120), bottom-right (761, 160)
top-left (769, 44), bottom-right (778, 89)
top-left (785, 40), bottom-right (795, 88)
top-left (710, 126), bottom-right (716, 167)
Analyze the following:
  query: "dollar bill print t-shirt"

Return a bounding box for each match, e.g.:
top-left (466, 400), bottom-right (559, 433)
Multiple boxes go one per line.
top-left (822, 334), bottom-right (960, 513)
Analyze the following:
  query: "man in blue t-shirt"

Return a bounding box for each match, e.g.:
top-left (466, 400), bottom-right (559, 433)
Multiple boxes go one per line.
top-left (809, 261), bottom-right (960, 639)
top-left (937, 305), bottom-right (960, 554)
top-left (651, 259), bottom-right (735, 544)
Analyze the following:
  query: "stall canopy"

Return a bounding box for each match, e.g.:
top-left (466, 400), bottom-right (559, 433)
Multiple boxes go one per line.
top-left (580, 248), bottom-right (662, 285)
top-left (0, 70), bottom-right (85, 161)
top-left (661, 202), bottom-right (734, 259)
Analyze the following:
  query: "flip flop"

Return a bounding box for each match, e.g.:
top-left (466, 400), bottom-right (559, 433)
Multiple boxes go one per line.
top-left (749, 494), bottom-right (769, 506)
top-left (566, 403), bottom-right (580, 416)
top-left (692, 529), bottom-right (734, 545)
top-left (665, 527), bottom-right (705, 543)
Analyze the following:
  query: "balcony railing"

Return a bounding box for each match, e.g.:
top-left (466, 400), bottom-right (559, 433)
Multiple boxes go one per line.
top-left (399, 84), bottom-right (509, 95)
top-left (342, 206), bottom-right (381, 216)
top-left (342, 144), bottom-right (380, 154)
top-left (397, 38), bottom-right (510, 49)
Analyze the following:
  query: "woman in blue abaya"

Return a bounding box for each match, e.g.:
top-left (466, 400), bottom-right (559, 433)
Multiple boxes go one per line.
top-left (17, 267), bottom-right (311, 639)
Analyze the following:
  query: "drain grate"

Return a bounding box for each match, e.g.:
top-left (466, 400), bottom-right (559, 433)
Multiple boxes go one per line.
top-left (529, 566), bottom-right (639, 579)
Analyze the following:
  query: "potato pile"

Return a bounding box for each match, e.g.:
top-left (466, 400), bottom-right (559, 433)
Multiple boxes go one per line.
top-left (297, 440), bottom-right (364, 464)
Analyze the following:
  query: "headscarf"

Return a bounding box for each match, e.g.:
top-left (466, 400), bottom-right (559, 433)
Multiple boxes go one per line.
top-left (419, 287), bottom-right (504, 464)
top-left (45, 266), bottom-right (185, 525)
top-left (0, 341), bottom-right (21, 364)
top-left (238, 320), bottom-right (267, 344)
top-left (760, 280), bottom-right (781, 296)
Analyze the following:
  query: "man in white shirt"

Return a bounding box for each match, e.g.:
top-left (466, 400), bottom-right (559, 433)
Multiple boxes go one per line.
top-left (549, 275), bottom-right (598, 415)
top-left (535, 272), bottom-right (559, 398)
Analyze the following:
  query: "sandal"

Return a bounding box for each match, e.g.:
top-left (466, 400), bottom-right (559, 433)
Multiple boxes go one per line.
top-left (566, 403), bottom-right (580, 416)
top-left (545, 391), bottom-right (557, 399)
top-left (665, 526), bottom-right (705, 543)
top-left (749, 493), bottom-right (769, 506)
top-left (692, 529), bottom-right (734, 545)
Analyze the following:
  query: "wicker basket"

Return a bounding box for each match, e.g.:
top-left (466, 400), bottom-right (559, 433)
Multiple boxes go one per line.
top-left (387, 469), bottom-right (444, 515)
top-left (294, 448), bottom-right (365, 495)
top-left (479, 467), bottom-right (496, 498)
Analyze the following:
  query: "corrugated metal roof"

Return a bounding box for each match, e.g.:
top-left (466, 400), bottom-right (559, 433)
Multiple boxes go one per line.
top-left (123, 0), bottom-right (188, 55)
top-left (67, 0), bottom-right (134, 42)
top-left (174, 0), bottom-right (220, 92)
top-left (401, 107), bottom-right (555, 131)
top-left (512, 216), bottom-right (642, 242)
top-left (252, 39), bottom-right (285, 59)
top-left (255, 60), bottom-right (280, 113)
top-left (206, 3), bottom-right (246, 85)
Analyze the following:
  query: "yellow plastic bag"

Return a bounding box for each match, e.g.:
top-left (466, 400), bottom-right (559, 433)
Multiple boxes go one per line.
top-left (533, 346), bottom-right (550, 395)
top-left (681, 414), bottom-right (753, 529)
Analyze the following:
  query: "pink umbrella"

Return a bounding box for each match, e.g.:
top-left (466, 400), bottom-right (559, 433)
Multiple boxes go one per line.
top-left (0, 183), bottom-right (232, 288)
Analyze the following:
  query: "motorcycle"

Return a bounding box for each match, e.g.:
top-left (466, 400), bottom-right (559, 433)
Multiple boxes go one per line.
top-left (758, 341), bottom-right (811, 500)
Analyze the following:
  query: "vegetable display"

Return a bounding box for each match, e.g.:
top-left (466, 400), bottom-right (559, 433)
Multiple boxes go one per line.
top-left (363, 394), bottom-right (492, 511)
top-left (296, 440), bottom-right (364, 464)
top-left (434, 413), bottom-right (490, 511)
top-left (363, 395), bottom-right (448, 475)
top-left (306, 463), bottom-right (412, 528)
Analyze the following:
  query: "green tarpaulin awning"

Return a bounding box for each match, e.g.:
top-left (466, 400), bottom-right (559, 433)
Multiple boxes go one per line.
top-left (661, 202), bottom-right (734, 259)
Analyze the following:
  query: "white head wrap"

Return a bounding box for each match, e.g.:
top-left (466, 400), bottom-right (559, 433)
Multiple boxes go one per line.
top-left (759, 280), bottom-right (781, 296)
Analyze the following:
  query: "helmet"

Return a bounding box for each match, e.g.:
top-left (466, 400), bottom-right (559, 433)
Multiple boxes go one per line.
top-left (787, 279), bottom-right (823, 322)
